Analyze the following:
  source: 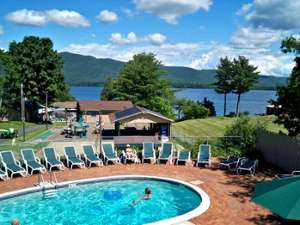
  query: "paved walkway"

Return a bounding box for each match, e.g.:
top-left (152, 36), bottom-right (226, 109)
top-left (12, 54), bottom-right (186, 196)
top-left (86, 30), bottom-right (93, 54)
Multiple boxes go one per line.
top-left (0, 164), bottom-right (285, 225)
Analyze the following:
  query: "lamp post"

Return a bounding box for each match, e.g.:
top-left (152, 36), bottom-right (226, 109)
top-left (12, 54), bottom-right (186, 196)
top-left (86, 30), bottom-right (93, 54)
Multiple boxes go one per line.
top-left (45, 92), bottom-right (48, 130)
top-left (20, 84), bottom-right (25, 141)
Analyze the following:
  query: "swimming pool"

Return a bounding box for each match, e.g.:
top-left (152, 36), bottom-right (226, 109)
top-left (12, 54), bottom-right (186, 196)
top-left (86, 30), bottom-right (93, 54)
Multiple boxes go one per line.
top-left (0, 176), bottom-right (210, 225)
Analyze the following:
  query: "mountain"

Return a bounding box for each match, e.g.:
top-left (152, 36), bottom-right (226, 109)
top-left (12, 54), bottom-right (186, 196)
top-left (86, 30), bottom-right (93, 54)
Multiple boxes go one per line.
top-left (61, 52), bottom-right (288, 89)
top-left (0, 52), bottom-right (288, 90)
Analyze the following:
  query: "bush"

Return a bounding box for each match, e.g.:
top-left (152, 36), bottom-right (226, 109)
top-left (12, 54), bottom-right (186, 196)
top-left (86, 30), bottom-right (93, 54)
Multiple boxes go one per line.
top-left (176, 99), bottom-right (210, 120)
top-left (220, 116), bottom-right (266, 157)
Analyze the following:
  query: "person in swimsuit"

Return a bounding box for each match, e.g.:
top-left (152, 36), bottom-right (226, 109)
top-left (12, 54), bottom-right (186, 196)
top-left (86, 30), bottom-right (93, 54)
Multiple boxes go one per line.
top-left (132, 188), bottom-right (152, 205)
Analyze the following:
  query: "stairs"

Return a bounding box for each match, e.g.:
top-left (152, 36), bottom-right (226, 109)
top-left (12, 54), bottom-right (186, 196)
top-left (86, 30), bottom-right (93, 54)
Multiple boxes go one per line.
top-left (43, 188), bottom-right (58, 199)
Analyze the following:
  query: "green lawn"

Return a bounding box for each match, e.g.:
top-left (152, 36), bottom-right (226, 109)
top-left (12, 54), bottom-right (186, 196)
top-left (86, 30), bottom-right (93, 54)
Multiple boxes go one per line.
top-left (172, 115), bottom-right (287, 137)
top-left (0, 121), bottom-right (36, 130)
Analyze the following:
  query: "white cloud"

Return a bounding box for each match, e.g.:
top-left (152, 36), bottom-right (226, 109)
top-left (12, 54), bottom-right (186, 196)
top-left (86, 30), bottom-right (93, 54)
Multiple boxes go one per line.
top-left (236, 3), bottom-right (252, 16)
top-left (6, 9), bottom-right (90, 27)
top-left (146, 33), bottom-right (167, 45)
top-left (61, 42), bottom-right (201, 66)
top-left (62, 40), bottom-right (294, 76)
top-left (230, 27), bottom-right (285, 49)
top-left (45, 9), bottom-right (90, 27)
top-left (109, 32), bottom-right (167, 45)
top-left (96, 10), bottom-right (118, 23)
top-left (189, 42), bottom-right (294, 76)
top-left (134, 0), bottom-right (213, 24)
top-left (0, 25), bottom-right (4, 35)
top-left (110, 32), bottom-right (138, 45)
top-left (121, 8), bottom-right (136, 17)
top-left (6, 9), bottom-right (47, 26)
top-left (243, 0), bottom-right (300, 30)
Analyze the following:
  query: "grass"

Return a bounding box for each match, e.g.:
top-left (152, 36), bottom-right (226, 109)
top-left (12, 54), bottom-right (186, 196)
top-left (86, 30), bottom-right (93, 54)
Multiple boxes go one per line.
top-left (171, 115), bottom-right (287, 158)
top-left (0, 121), bottom-right (36, 130)
top-left (172, 115), bottom-right (287, 138)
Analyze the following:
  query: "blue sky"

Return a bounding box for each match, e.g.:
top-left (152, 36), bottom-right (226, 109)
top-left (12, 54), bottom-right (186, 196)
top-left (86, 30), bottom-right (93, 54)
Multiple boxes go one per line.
top-left (0, 0), bottom-right (299, 76)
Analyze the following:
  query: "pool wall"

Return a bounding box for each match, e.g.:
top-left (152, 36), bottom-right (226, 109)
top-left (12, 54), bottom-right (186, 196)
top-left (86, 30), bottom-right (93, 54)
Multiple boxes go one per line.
top-left (0, 175), bottom-right (210, 225)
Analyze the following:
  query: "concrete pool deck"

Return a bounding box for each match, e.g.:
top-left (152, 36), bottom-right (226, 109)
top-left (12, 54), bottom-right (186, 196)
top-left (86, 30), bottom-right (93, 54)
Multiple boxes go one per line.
top-left (0, 164), bottom-right (286, 225)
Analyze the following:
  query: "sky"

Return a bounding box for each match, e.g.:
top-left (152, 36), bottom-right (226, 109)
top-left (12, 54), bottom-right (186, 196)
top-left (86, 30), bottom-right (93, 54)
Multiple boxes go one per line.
top-left (0, 0), bottom-right (299, 76)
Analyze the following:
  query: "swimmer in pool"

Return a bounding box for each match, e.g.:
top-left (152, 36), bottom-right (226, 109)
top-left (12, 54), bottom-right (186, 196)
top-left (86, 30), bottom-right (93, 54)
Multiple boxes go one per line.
top-left (11, 219), bottom-right (20, 225)
top-left (131, 188), bottom-right (152, 205)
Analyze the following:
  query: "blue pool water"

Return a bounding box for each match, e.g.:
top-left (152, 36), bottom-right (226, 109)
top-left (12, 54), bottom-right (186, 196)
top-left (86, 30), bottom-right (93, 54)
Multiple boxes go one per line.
top-left (0, 179), bottom-right (202, 225)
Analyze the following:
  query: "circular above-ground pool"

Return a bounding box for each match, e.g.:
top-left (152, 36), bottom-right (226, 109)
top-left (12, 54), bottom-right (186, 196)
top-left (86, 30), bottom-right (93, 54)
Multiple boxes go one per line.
top-left (0, 175), bottom-right (210, 225)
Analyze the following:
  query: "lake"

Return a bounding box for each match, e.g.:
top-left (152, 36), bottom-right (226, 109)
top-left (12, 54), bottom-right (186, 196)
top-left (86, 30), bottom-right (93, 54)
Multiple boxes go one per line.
top-left (70, 86), bottom-right (276, 116)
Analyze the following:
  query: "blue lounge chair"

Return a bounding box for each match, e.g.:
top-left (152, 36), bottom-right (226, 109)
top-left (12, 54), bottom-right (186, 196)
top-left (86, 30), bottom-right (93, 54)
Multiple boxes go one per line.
top-left (157, 143), bottom-right (173, 164)
top-left (0, 166), bottom-right (8, 180)
top-left (64, 146), bottom-right (85, 169)
top-left (219, 156), bottom-right (245, 170)
top-left (237, 158), bottom-right (258, 175)
top-left (176, 150), bottom-right (191, 165)
top-left (0, 151), bottom-right (27, 178)
top-left (101, 143), bottom-right (120, 165)
top-left (82, 144), bottom-right (103, 167)
top-left (21, 149), bottom-right (46, 175)
top-left (196, 144), bottom-right (211, 167)
top-left (142, 142), bottom-right (156, 163)
top-left (43, 147), bottom-right (64, 171)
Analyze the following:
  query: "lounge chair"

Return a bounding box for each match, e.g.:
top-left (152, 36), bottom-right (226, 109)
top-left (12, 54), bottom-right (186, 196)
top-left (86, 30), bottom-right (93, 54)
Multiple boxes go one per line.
top-left (21, 149), bottom-right (46, 175)
top-left (275, 171), bottom-right (300, 179)
top-left (0, 151), bottom-right (27, 178)
top-left (82, 144), bottom-right (103, 167)
top-left (43, 147), bottom-right (64, 171)
top-left (142, 142), bottom-right (156, 163)
top-left (0, 167), bottom-right (9, 180)
top-left (219, 156), bottom-right (244, 170)
top-left (196, 144), bottom-right (211, 167)
top-left (157, 143), bottom-right (173, 164)
top-left (101, 143), bottom-right (120, 165)
top-left (64, 146), bottom-right (85, 169)
top-left (176, 150), bottom-right (191, 165)
top-left (236, 158), bottom-right (258, 175)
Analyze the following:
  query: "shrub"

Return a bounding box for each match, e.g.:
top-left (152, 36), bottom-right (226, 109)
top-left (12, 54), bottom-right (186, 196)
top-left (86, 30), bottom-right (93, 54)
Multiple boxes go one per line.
top-left (220, 116), bottom-right (266, 157)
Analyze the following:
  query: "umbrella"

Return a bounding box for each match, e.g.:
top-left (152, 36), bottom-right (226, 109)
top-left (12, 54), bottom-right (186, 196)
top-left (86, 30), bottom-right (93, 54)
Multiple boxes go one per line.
top-left (252, 175), bottom-right (300, 220)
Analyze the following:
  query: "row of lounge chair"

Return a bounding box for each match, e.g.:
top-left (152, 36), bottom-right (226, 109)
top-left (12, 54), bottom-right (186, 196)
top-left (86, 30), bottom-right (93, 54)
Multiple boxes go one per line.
top-left (0, 144), bottom-right (103, 179)
top-left (0, 142), bottom-right (212, 180)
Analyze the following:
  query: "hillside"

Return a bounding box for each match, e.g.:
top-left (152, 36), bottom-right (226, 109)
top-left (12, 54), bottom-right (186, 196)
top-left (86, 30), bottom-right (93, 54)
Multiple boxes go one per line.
top-left (0, 52), bottom-right (288, 89)
top-left (61, 52), bottom-right (287, 89)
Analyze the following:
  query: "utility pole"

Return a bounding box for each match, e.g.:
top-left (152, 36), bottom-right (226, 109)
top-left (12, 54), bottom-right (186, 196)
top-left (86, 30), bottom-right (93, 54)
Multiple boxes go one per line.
top-left (45, 92), bottom-right (48, 130)
top-left (20, 84), bottom-right (25, 141)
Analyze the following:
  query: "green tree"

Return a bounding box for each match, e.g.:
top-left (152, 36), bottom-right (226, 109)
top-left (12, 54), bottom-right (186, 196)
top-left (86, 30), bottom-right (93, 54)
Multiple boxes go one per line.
top-left (101, 53), bottom-right (175, 118)
top-left (175, 99), bottom-right (209, 120)
top-left (100, 77), bottom-right (116, 100)
top-left (2, 36), bottom-right (72, 111)
top-left (232, 56), bottom-right (259, 116)
top-left (215, 57), bottom-right (234, 116)
top-left (272, 36), bottom-right (300, 136)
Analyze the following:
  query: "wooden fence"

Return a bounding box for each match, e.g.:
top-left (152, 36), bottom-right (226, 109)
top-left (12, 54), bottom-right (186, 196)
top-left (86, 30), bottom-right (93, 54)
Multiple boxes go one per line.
top-left (257, 130), bottom-right (300, 172)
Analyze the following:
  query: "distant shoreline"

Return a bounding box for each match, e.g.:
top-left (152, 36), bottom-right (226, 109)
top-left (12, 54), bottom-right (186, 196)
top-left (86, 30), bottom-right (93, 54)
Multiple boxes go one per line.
top-left (69, 84), bottom-right (278, 91)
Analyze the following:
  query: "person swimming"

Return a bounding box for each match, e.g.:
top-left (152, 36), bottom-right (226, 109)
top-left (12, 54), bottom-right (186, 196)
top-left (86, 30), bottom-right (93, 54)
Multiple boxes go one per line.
top-left (132, 188), bottom-right (152, 205)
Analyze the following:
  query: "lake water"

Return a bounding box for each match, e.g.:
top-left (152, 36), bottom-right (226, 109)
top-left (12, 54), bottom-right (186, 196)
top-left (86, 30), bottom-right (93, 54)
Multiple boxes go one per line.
top-left (70, 86), bottom-right (276, 115)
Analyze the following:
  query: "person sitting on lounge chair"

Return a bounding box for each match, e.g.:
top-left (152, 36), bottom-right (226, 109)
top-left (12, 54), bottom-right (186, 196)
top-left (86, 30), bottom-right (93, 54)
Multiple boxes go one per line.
top-left (132, 187), bottom-right (152, 205)
top-left (125, 144), bottom-right (135, 160)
